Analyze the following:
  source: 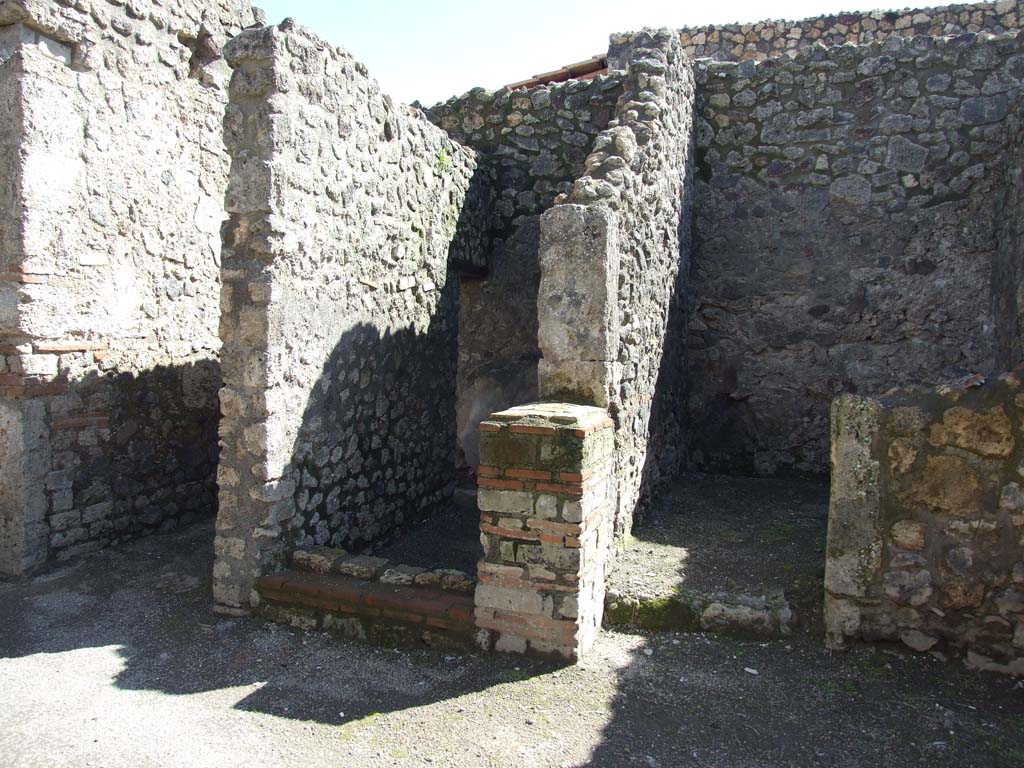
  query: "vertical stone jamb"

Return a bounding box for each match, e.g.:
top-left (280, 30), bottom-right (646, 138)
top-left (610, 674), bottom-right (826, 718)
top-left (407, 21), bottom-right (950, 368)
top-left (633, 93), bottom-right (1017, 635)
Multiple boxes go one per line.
top-left (536, 205), bottom-right (620, 407)
top-left (823, 394), bottom-right (884, 649)
top-left (0, 41), bottom-right (75, 575)
top-left (474, 403), bottom-right (615, 660)
top-left (213, 26), bottom-right (289, 610)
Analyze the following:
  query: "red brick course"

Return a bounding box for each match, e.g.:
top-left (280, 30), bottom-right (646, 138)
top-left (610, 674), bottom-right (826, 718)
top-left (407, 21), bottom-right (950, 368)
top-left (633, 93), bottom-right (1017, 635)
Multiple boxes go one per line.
top-left (256, 570), bottom-right (476, 636)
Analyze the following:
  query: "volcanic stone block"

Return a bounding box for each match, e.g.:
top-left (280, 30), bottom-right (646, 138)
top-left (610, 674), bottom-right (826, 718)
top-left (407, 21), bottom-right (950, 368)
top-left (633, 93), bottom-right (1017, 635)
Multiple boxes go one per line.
top-left (537, 205), bottom-right (619, 407)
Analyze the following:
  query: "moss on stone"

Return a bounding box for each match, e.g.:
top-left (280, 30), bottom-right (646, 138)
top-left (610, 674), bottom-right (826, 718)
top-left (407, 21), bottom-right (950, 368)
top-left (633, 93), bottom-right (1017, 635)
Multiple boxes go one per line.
top-left (605, 594), bottom-right (701, 632)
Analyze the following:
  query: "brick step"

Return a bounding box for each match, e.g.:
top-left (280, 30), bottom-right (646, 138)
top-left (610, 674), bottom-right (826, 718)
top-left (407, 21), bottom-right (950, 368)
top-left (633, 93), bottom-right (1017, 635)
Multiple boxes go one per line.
top-left (255, 570), bottom-right (478, 649)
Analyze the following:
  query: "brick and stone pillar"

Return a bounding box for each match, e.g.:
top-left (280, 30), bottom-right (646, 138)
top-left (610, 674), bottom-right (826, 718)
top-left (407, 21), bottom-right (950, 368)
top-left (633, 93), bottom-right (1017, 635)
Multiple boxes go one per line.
top-left (474, 403), bottom-right (615, 660)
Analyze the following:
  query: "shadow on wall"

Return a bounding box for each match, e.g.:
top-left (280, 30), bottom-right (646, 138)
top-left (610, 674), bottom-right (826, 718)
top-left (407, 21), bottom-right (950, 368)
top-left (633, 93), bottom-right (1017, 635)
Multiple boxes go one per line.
top-left (685, 53), bottom-right (1024, 479)
top-left (628, 208), bottom-right (693, 521)
top-left (280, 304), bottom-right (460, 553)
top-left (271, 162), bottom-right (496, 556)
top-left (456, 216), bottom-right (542, 474)
top-left (18, 358), bottom-right (221, 567)
top-left (994, 106), bottom-right (1024, 370)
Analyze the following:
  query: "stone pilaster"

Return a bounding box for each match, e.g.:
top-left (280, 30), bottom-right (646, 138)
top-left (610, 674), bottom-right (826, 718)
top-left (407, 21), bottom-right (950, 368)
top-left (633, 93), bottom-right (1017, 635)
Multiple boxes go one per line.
top-left (536, 204), bottom-right (620, 408)
top-left (474, 403), bottom-right (615, 660)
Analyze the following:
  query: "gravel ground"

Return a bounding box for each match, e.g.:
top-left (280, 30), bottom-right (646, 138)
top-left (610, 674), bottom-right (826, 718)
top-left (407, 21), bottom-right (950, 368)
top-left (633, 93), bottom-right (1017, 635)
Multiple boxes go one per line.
top-left (609, 475), bottom-right (829, 616)
top-left (1, 518), bottom-right (1023, 768)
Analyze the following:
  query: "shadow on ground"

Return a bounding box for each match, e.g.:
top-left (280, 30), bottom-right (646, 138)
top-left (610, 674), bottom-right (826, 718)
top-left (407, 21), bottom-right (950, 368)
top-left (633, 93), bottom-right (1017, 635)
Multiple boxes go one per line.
top-left (609, 473), bottom-right (830, 623)
top-left (588, 473), bottom-right (1024, 766)
top-left (1, 516), bottom-right (1023, 766)
top-left (0, 521), bottom-right (559, 727)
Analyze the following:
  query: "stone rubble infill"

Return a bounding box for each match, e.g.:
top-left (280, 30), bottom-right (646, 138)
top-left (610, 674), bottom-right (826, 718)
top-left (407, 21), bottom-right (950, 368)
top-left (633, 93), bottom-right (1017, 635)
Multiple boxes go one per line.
top-left (604, 587), bottom-right (794, 639)
top-left (289, 547), bottom-right (476, 594)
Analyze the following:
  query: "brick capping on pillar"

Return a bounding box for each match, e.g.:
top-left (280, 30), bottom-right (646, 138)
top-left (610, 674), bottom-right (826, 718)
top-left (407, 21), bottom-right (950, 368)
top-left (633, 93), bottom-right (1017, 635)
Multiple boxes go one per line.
top-left (474, 402), bottom-right (615, 660)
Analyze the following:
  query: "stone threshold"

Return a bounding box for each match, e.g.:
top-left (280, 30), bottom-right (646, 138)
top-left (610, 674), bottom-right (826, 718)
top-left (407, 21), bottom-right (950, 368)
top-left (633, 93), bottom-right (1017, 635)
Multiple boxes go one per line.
top-left (256, 569), bottom-right (478, 650)
top-left (253, 546), bottom-right (479, 649)
top-left (604, 586), bottom-right (794, 640)
top-left (288, 545), bottom-right (476, 592)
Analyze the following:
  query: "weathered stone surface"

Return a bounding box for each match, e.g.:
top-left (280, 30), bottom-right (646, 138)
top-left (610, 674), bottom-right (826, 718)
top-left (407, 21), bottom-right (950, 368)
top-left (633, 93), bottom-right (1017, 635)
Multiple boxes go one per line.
top-left (960, 94), bottom-right (1009, 125)
top-left (291, 547), bottom-right (346, 574)
top-left (0, 0), bottom-right (260, 575)
top-left (437, 568), bottom-right (475, 593)
top-left (889, 439), bottom-right (919, 474)
top-left (687, 30), bottom-right (1024, 476)
top-left (334, 555), bottom-right (390, 581)
top-left (883, 569), bottom-right (934, 606)
top-left (699, 599), bottom-right (785, 639)
top-left (901, 630), bottom-right (940, 652)
top-left (928, 406), bottom-right (1014, 456)
top-left (886, 136), bottom-right (929, 173)
top-left (825, 396), bottom-right (882, 600)
top-left (890, 521), bottom-right (927, 552)
top-left (537, 205), bottom-right (620, 377)
top-left (912, 456), bottom-right (983, 515)
top-left (380, 565), bottom-right (427, 586)
top-left (825, 377), bottom-right (1024, 673)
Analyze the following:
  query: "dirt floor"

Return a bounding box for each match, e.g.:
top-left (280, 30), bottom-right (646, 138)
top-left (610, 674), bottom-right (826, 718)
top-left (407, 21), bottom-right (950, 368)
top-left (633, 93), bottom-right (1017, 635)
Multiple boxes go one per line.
top-left (609, 474), bottom-right (830, 621)
top-left (374, 488), bottom-right (480, 573)
top-left (2, 514), bottom-right (1023, 767)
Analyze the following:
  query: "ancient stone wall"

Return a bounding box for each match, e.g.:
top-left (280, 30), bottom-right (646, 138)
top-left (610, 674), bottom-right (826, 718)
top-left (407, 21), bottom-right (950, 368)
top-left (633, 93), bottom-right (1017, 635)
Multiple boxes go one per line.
top-left (539, 29), bottom-right (695, 536)
top-left (0, 1), bottom-right (260, 574)
top-left (825, 373), bottom-right (1024, 674)
top-left (679, 1), bottom-right (1020, 62)
top-left (995, 105), bottom-right (1024, 368)
top-left (687, 30), bottom-right (1024, 476)
top-left (0, 50), bottom-right (26, 574)
top-left (425, 78), bottom-right (623, 472)
top-left (213, 22), bottom-right (489, 609)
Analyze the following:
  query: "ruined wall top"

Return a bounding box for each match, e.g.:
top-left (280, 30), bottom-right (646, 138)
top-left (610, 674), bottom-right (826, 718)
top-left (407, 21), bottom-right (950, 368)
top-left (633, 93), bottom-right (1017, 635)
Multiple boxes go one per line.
top-left (676, 1), bottom-right (1020, 62)
top-left (0, 0), bottom-right (262, 66)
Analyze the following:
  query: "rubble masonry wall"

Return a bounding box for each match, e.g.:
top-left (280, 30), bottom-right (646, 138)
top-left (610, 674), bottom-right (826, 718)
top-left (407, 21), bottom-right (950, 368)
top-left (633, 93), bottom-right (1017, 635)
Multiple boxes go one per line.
top-left (0, 0), bottom-right (260, 574)
top-left (425, 76), bottom-right (624, 473)
top-left (826, 374), bottom-right (1024, 674)
top-left (687, 30), bottom-right (1024, 476)
top-left (679, 0), bottom-right (1020, 62)
top-left (538, 29), bottom-right (696, 536)
top-left (213, 22), bottom-right (490, 608)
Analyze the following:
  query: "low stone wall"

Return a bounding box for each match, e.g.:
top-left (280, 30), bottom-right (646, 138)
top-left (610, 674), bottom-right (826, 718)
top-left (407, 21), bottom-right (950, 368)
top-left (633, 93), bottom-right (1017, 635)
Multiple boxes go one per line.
top-left (687, 30), bottom-right (1024, 476)
top-left (678, 1), bottom-right (1021, 62)
top-left (825, 373), bottom-right (1024, 674)
top-left (0, 1), bottom-right (259, 574)
top-left (426, 77), bottom-right (624, 474)
top-left (213, 22), bottom-right (489, 609)
top-left (475, 404), bottom-right (615, 659)
top-left (539, 29), bottom-right (696, 536)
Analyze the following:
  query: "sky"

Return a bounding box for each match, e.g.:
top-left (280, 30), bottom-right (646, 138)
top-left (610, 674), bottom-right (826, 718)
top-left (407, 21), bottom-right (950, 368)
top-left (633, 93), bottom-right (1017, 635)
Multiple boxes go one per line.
top-left (255, 1), bottom-right (913, 105)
